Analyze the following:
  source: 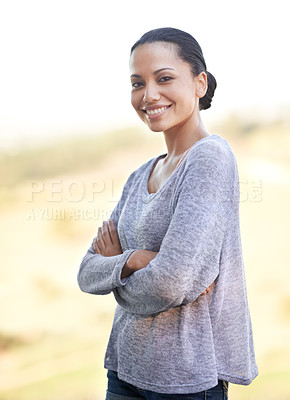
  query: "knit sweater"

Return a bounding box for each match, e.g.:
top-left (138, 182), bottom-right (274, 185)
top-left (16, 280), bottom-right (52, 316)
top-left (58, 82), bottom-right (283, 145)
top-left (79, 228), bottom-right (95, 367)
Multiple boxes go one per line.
top-left (77, 134), bottom-right (258, 394)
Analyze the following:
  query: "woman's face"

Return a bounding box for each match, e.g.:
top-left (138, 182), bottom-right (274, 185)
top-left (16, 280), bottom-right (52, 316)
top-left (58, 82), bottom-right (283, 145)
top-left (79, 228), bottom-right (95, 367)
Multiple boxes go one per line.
top-left (129, 42), bottom-right (206, 134)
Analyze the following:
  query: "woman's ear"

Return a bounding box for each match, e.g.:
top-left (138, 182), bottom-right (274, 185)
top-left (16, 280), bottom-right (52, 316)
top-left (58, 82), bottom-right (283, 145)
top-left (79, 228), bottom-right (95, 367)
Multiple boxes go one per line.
top-left (195, 72), bottom-right (208, 98)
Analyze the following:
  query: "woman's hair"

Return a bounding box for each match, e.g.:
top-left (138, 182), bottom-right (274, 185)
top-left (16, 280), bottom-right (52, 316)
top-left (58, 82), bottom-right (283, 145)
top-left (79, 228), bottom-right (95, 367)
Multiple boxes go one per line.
top-left (131, 27), bottom-right (217, 111)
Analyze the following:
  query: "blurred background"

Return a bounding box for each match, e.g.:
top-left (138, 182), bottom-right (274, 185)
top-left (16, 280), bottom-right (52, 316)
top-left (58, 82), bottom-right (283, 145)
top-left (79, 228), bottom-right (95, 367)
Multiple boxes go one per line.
top-left (0, 0), bottom-right (289, 399)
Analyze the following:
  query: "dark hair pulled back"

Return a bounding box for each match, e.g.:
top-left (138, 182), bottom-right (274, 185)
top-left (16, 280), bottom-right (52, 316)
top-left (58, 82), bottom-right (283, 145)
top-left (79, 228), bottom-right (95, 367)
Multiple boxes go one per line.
top-left (131, 27), bottom-right (217, 111)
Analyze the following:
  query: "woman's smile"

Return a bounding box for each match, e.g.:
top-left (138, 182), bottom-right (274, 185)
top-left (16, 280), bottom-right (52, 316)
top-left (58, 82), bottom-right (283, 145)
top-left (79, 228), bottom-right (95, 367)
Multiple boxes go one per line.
top-left (142, 105), bottom-right (172, 119)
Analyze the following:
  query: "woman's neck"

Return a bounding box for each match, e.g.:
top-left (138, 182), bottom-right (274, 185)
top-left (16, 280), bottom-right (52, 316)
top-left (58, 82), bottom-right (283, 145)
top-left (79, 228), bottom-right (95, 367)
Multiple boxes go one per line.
top-left (162, 116), bottom-right (210, 161)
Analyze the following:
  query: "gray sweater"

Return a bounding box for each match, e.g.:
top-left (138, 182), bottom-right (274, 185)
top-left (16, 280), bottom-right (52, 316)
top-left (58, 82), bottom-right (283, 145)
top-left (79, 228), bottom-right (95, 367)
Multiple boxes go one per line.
top-left (77, 134), bottom-right (258, 394)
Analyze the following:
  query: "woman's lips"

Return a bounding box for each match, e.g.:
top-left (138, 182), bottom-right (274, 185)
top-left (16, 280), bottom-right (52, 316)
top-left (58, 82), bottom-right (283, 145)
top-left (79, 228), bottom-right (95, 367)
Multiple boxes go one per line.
top-left (142, 105), bottom-right (171, 119)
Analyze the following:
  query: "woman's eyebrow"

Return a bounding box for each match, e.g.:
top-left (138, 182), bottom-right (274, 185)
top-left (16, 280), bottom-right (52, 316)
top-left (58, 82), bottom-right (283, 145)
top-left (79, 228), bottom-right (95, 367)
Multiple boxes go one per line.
top-left (153, 68), bottom-right (175, 75)
top-left (130, 68), bottom-right (175, 78)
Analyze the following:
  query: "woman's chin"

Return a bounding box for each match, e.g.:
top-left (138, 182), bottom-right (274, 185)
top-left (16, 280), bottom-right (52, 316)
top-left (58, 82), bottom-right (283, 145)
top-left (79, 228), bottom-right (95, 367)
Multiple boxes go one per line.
top-left (145, 120), bottom-right (168, 133)
top-left (148, 126), bottom-right (163, 133)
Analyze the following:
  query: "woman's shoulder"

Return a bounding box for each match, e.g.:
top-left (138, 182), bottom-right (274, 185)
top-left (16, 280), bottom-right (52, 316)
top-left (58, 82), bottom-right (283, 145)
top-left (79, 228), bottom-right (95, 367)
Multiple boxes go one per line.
top-left (190, 134), bottom-right (233, 155)
top-left (123, 154), bottom-right (165, 187)
top-left (131, 154), bottom-right (163, 176)
top-left (179, 134), bottom-right (238, 187)
top-left (186, 134), bottom-right (237, 167)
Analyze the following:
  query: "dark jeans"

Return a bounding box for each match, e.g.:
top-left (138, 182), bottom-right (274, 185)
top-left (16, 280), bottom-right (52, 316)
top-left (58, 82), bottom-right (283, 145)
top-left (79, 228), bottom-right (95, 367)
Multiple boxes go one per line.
top-left (105, 370), bottom-right (229, 400)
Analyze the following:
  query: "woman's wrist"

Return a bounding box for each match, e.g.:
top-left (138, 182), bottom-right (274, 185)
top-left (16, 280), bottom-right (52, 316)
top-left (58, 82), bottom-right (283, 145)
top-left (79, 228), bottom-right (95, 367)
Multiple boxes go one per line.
top-left (121, 250), bottom-right (158, 279)
top-left (121, 262), bottom-right (133, 279)
top-left (121, 251), bottom-right (138, 279)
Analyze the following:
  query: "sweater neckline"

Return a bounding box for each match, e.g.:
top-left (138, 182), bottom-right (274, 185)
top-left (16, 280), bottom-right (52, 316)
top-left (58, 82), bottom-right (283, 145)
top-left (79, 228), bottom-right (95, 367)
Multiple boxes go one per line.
top-left (143, 134), bottom-right (220, 203)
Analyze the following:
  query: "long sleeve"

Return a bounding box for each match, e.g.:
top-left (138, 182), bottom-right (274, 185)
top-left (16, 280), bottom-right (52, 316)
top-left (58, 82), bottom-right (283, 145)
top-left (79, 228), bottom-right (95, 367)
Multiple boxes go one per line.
top-left (77, 243), bottom-right (136, 295)
top-left (102, 135), bottom-right (258, 391)
top-left (113, 141), bottom-right (237, 314)
top-left (77, 170), bottom-right (138, 295)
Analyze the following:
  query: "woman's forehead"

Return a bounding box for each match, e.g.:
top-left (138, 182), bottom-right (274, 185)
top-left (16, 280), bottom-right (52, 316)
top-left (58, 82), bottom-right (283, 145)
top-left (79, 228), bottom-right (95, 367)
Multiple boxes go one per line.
top-left (129, 42), bottom-right (182, 73)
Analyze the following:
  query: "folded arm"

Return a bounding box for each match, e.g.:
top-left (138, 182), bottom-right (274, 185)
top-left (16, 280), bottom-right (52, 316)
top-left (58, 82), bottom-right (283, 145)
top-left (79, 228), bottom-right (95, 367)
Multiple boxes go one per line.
top-left (77, 242), bottom-right (136, 295)
top-left (113, 144), bottom-right (235, 315)
top-left (77, 171), bottom-right (138, 295)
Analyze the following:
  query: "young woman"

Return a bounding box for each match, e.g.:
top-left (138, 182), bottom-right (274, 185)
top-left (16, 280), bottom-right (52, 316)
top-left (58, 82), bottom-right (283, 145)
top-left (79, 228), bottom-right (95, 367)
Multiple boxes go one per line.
top-left (78, 27), bottom-right (258, 399)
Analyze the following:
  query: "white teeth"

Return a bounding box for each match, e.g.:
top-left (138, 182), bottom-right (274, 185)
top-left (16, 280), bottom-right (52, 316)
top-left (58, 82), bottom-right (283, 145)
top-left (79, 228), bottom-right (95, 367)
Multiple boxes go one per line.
top-left (146, 106), bottom-right (169, 115)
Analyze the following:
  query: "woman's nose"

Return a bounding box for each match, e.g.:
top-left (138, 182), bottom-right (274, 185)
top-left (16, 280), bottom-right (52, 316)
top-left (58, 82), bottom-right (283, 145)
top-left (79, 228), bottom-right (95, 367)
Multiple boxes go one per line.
top-left (143, 83), bottom-right (160, 102)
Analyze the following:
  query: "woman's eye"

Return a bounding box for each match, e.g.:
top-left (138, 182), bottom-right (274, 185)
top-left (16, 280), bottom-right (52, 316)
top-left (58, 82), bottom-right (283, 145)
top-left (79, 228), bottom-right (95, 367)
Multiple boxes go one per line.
top-left (159, 76), bottom-right (173, 83)
top-left (131, 81), bottom-right (144, 89)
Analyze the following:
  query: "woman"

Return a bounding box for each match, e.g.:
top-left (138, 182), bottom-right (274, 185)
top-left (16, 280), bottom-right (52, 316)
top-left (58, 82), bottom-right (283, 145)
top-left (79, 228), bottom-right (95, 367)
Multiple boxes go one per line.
top-left (78, 27), bottom-right (258, 399)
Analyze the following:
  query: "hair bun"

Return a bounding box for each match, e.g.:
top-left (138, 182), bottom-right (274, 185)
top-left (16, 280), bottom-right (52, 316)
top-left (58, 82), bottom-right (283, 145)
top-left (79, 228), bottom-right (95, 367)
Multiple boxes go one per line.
top-left (199, 72), bottom-right (217, 110)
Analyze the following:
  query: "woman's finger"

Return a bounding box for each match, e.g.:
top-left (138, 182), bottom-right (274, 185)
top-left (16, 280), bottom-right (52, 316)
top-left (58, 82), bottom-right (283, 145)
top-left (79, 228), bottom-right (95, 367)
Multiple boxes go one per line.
top-left (96, 226), bottom-right (106, 252)
top-left (102, 221), bottom-right (112, 245)
top-left (201, 282), bottom-right (215, 295)
top-left (93, 239), bottom-right (101, 254)
top-left (108, 219), bottom-right (121, 245)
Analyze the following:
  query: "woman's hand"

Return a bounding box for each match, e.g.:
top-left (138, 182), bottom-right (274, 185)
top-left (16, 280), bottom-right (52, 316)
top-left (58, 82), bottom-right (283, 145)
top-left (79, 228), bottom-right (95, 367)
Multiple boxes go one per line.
top-left (121, 249), bottom-right (215, 294)
top-left (201, 282), bottom-right (215, 295)
top-left (121, 250), bottom-right (158, 279)
top-left (93, 219), bottom-right (123, 257)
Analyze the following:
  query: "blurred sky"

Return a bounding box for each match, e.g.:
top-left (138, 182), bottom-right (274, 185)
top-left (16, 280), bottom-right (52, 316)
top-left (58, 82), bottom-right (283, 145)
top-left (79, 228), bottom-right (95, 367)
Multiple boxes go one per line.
top-left (0, 0), bottom-right (289, 149)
